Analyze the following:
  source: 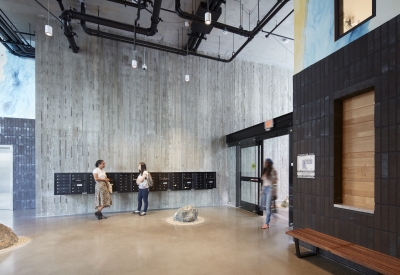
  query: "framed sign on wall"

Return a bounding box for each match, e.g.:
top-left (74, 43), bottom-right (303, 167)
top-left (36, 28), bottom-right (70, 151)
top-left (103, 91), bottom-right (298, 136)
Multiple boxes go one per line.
top-left (297, 154), bottom-right (315, 179)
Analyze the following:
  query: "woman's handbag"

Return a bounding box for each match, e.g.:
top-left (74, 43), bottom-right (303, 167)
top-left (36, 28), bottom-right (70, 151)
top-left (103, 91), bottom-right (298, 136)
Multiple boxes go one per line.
top-left (107, 182), bottom-right (113, 193)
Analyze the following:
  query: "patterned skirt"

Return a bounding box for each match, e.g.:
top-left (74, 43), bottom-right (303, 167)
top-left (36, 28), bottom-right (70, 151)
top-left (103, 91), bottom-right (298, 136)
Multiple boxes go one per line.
top-left (94, 181), bottom-right (112, 209)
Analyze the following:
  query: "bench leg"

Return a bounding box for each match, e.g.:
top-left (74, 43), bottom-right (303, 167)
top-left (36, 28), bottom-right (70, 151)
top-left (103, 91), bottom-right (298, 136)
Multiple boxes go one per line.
top-left (294, 238), bottom-right (319, 258)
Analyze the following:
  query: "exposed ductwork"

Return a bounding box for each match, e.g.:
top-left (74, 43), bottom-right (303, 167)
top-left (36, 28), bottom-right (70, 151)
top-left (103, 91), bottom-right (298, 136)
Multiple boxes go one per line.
top-left (58, 0), bottom-right (163, 53)
top-left (0, 9), bottom-right (34, 58)
top-left (77, 0), bottom-right (289, 63)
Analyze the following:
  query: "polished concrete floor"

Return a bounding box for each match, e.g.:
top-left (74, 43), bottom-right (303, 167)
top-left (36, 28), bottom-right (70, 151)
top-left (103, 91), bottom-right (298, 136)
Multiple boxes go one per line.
top-left (0, 206), bottom-right (362, 275)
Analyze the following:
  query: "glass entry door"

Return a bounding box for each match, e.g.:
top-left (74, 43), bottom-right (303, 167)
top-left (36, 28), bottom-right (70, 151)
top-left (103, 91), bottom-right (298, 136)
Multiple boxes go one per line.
top-left (239, 139), bottom-right (262, 215)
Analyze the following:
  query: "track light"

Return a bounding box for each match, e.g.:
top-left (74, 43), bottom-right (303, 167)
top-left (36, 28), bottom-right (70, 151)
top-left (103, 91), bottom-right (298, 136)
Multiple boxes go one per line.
top-left (132, 59), bottom-right (137, 68)
top-left (45, 0), bottom-right (52, 36)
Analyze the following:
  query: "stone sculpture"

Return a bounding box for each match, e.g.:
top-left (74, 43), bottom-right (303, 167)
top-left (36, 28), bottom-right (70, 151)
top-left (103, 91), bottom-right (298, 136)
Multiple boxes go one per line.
top-left (173, 205), bottom-right (198, 222)
top-left (0, 224), bottom-right (18, 250)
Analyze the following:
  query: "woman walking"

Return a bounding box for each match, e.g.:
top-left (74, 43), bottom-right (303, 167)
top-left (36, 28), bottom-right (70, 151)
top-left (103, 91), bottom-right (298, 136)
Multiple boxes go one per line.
top-left (93, 159), bottom-right (112, 220)
top-left (260, 158), bottom-right (278, 229)
top-left (133, 162), bottom-right (149, 216)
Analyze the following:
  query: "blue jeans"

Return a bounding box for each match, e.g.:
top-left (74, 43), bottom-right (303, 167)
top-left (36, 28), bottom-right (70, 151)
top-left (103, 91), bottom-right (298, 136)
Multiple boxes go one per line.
top-left (260, 185), bottom-right (272, 225)
top-left (137, 188), bottom-right (149, 212)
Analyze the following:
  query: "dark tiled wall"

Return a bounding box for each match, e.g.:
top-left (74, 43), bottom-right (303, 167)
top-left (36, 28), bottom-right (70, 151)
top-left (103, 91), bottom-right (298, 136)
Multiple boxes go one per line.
top-left (0, 117), bottom-right (35, 209)
top-left (293, 14), bottom-right (400, 268)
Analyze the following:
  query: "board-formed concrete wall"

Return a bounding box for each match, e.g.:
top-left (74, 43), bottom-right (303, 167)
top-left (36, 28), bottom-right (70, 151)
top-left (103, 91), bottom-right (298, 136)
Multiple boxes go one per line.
top-left (35, 17), bottom-right (293, 216)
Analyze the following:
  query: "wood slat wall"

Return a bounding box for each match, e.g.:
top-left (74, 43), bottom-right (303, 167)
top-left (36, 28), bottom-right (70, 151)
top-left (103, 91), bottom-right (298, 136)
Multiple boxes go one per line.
top-left (35, 17), bottom-right (293, 216)
top-left (342, 91), bottom-right (375, 211)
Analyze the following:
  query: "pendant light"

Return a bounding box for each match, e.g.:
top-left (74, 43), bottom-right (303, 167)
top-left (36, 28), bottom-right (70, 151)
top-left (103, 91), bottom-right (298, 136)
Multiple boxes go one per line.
top-left (132, 22), bottom-right (137, 68)
top-left (185, 42), bottom-right (189, 82)
top-left (223, 2), bottom-right (227, 35)
top-left (45, 0), bottom-right (53, 36)
top-left (205, 0), bottom-right (211, 25)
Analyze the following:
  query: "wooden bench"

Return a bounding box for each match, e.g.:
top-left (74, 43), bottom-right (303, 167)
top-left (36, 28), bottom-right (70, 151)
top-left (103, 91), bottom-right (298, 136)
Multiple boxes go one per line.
top-left (286, 228), bottom-right (400, 275)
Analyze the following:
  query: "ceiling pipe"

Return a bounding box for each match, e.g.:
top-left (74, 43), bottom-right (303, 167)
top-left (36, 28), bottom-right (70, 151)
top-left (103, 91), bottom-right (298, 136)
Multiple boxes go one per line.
top-left (57, 0), bottom-right (163, 53)
top-left (107, 0), bottom-right (147, 10)
top-left (264, 10), bottom-right (293, 39)
top-left (78, 0), bottom-right (288, 63)
top-left (175, 0), bottom-right (284, 37)
top-left (0, 10), bottom-right (34, 58)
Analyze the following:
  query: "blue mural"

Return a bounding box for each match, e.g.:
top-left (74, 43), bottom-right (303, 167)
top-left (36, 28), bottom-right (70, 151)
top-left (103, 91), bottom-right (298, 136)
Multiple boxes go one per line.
top-left (0, 44), bottom-right (35, 119)
top-left (303, 0), bottom-right (369, 69)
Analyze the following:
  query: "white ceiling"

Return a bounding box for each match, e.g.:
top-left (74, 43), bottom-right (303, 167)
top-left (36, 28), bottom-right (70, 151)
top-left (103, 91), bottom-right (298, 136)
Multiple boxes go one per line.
top-left (1, 0), bottom-right (294, 68)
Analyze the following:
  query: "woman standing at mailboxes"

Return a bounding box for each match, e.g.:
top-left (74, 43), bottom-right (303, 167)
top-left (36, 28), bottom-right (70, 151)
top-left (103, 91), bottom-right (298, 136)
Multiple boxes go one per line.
top-left (133, 162), bottom-right (149, 216)
top-left (260, 158), bottom-right (278, 229)
top-left (93, 159), bottom-right (112, 220)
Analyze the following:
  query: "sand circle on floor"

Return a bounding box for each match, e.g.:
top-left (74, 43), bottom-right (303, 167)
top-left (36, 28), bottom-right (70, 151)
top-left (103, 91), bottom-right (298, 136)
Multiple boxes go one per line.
top-left (0, 237), bottom-right (31, 254)
top-left (166, 216), bottom-right (204, 225)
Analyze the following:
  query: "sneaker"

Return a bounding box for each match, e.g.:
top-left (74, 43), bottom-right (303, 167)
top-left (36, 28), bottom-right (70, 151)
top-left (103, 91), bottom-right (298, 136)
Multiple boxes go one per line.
top-left (133, 210), bottom-right (140, 214)
top-left (140, 212), bottom-right (146, 216)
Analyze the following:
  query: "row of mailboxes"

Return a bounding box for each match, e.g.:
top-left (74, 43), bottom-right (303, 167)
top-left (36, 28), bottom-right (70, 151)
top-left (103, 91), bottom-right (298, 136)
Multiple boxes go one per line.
top-left (54, 172), bottom-right (216, 195)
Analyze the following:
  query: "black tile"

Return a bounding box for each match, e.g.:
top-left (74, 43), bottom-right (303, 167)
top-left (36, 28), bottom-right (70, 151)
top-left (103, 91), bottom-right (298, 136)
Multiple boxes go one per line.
top-left (382, 204), bottom-right (389, 231)
top-left (381, 100), bottom-right (389, 127)
top-left (389, 44), bottom-right (397, 71)
top-left (381, 23), bottom-right (388, 50)
top-left (389, 71), bottom-right (397, 100)
top-left (388, 17), bottom-right (397, 45)
top-left (389, 233), bottom-right (396, 257)
top-left (374, 26), bottom-right (381, 52)
top-left (381, 231), bottom-right (389, 255)
top-left (389, 206), bottom-right (397, 233)
top-left (367, 31), bottom-right (374, 55)
top-left (382, 153), bottom-right (389, 179)
top-left (389, 153), bottom-right (397, 179)
top-left (381, 127), bottom-right (388, 152)
top-left (381, 73), bottom-right (389, 101)
top-left (374, 51), bottom-right (381, 76)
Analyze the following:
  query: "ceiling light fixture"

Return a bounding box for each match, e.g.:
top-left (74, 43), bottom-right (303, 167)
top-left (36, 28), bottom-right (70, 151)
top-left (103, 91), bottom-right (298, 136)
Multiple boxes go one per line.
top-left (185, 40), bottom-right (189, 82)
top-left (132, 22), bottom-right (137, 68)
top-left (223, 2), bottom-right (227, 35)
top-left (45, 0), bottom-right (53, 36)
top-left (205, 0), bottom-right (211, 25)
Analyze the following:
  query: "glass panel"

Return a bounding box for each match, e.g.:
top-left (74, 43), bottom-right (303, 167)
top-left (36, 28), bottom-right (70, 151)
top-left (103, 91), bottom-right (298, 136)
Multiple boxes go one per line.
top-left (241, 181), bottom-right (257, 204)
top-left (241, 146), bottom-right (258, 177)
top-left (338, 0), bottom-right (373, 36)
top-left (0, 146), bottom-right (13, 210)
top-left (263, 135), bottom-right (289, 204)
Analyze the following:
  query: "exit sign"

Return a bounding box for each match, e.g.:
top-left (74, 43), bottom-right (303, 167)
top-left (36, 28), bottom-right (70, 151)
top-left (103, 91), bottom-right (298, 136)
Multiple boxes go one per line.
top-left (264, 119), bottom-right (274, 131)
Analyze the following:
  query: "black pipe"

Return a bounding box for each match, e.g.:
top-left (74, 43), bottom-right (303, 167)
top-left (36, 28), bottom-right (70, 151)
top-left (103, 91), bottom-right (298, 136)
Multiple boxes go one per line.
top-left (68, 0), bottom-right (287, 63)
top-left (193, 33), bottom-right (204, 52)
top-left (264, 10), bottom-right (293, 39)
top-left (261, 31), bottom-right (293, 41)
top-left (59, 12), bottom-right (79, 53)
top-left (149, 0), bottom-right (162, 35)
top-left (60, 1), bottom-right (162, 36)
top-left (135, 0), bottom-right (141, 26)
top-left (56, 0), bottom-right (65, 12)
top-left (175, 0), bottom-right (284, 37)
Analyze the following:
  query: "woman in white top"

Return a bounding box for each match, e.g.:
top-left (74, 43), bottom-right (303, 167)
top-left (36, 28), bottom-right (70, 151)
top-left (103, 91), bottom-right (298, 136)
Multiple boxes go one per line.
top-left (93, 159), bottom-right (112, 220)
top-left (133, 162), bottom-right (149, 216)
top-left (260, 158), bottom-right (277, 229)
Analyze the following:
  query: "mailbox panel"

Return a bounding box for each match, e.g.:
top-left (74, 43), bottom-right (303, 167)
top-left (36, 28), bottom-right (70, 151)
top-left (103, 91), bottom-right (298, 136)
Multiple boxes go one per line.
top-left (116, 173), bottom-right (132, 193)
top-left (158, 173), bottom-right (170, 191)
top-left (205, 172), bottom-right (216, 189)
top-left (71, 173), bottom-right (86, 194)
top-left (171, 173), bottom-right (182, 191)
top-left (148, 172), bottom-right (158, 191)
top-left (132, 173), bottom-right (139, 192)
top-left (88, 173), bottom-right (96, 194)
top-left (182, 172), bottom-right (193, 190)
top-left (54, 173), bottom-right (71, 195)
top-left (194, 172), bottom-right (205, 189)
